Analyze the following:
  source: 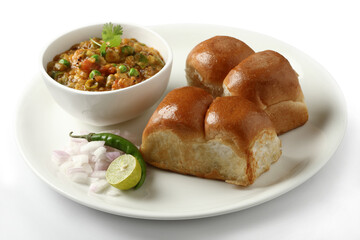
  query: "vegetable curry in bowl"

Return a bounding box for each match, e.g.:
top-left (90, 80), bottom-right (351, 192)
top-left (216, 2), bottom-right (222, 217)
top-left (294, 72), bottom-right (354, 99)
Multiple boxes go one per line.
top-left (47, 23), bottom-right (165, 91)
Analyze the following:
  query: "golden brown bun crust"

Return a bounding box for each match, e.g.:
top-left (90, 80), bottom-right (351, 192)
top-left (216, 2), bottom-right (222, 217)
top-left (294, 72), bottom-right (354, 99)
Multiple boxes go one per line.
top-left (185, 36), bottom-right (255, 97)
top-left (141, 87), bottom-right (281, 186)
top-left (223, 50), bottom-right (302, 106)
top-left (142, 86), bottom-right (213, 140)
top-left (223, 50), bottom-right (309, 134)
top-left (205, 97), bottom-right (276, 183)
top-left (205, 96), bottom-right (274, 151)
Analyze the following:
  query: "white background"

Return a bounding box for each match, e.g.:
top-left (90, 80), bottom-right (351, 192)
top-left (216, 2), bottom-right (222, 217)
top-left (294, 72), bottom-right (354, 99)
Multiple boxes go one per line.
top-left (1, 0), bottom-right (359, 239)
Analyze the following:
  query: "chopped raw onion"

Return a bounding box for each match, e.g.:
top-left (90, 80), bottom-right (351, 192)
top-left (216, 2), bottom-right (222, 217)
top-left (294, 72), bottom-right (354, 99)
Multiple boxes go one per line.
top-left (89, 179), bottom-right (110, 193)
top-left (91, 170), bottom-right (106, 179)
top-left (105, 151), bottom-right (122, 162)
top-left (51, 150), bottom-right (70, 165)
top-left (51, 130), bottom-right (140, 195)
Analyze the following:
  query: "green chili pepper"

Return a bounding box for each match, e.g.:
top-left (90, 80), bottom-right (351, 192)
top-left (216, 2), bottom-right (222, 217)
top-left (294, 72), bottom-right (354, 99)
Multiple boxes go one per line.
top-left (69, 132), bottom-right (146, 189)
top-left (59, 59), bottom-right (70, 67)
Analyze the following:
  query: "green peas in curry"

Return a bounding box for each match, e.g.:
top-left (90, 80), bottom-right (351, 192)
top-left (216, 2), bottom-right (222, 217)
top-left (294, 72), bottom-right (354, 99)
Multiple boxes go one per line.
top-left (47, 37), bottom-right (165, 91)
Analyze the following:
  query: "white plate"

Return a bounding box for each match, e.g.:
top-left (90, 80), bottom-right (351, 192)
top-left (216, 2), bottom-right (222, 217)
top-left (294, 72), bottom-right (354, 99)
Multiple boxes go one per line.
top-left (15, 24), bottom-right (347, 220)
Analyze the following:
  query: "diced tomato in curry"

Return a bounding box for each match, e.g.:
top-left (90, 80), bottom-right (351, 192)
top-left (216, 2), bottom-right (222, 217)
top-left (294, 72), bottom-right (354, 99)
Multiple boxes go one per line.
top-left (47, 38), bottom-right (165, 91)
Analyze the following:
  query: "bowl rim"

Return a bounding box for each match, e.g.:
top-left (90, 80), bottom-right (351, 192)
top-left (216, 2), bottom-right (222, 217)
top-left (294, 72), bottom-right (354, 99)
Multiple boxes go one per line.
top-left (40, 22), bottom-right (173, 96)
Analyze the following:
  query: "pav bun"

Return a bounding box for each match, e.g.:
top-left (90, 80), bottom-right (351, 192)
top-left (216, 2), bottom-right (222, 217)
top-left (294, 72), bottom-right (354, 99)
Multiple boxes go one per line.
top-left (141, 86), bottom-right (282, 186)
top-left (185, 36), bottom-right (255, 97)
top-left (223, 50), bottom-right (308, 134)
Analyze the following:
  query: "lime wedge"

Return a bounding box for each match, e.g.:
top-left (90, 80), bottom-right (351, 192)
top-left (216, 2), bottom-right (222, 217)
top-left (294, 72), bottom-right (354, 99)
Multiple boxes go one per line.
top-left (106, 154), bottom-right (141, 190)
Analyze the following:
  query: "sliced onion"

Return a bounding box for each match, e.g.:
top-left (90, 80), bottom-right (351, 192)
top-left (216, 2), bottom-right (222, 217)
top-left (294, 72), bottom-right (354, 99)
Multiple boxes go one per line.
top-left (105, 151), bottom-right (122, 162)
top-left (89, 179), bottom-right (109, 193)
top-left (66, 167), bottom-right (87, 176)
top-left (51, 150), bottom-right (70, 165)
top-left (52, 130), bottom-right (139, 195)
top-left (91, 171), bottom-right (106, 179)
top-left (81, 163), bottom-right (93, 174)
top-left (93, 146), bottom-right (107, 158)
top-left (106, 187), bottom-right (122, 197)
top-left (94, 159), bottom-right (110, 171)
top-left (80, 141), bottom-right (105, 154)
top-left (68, 172), bottom-right (89, 184)
top-left (71, 154), bottom-right (89, 166)
top-left (59, 161), bottom-right (75, 174)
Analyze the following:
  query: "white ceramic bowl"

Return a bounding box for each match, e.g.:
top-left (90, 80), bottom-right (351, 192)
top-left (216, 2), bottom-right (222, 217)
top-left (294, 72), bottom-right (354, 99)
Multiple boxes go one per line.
top-left (40, 23), bottom-right (173, 126)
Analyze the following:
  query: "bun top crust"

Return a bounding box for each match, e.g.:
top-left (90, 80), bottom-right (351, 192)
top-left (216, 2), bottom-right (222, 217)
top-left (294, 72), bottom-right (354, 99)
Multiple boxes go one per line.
top-left (141, 87), bottom-right (281, 186)
top-left (205, 96), bottom-right (274, 151)
top-left (186, 36), bottom-right (255, 90)
top-left (142, 86), bottom-right (213, 140)
top-left (223, 50), bottom-right (304, 108)
top-left (143, 86), bottom-right (275, 151)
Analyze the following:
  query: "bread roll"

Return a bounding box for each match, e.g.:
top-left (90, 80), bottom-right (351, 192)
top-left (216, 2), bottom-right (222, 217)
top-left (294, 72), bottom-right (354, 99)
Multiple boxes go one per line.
top-left (141, 86), bottom-right (281, 186)
top-left (223, 50), bottom-right (308, 134)
top-left (185, 36), bottom-right (255, 97)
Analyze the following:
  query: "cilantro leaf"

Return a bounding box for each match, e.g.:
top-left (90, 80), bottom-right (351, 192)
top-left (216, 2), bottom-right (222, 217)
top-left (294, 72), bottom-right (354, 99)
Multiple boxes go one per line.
top-left (100, 43), bottom-right (107, 56)
top-left (102, 23), bottom-right (123, 47)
